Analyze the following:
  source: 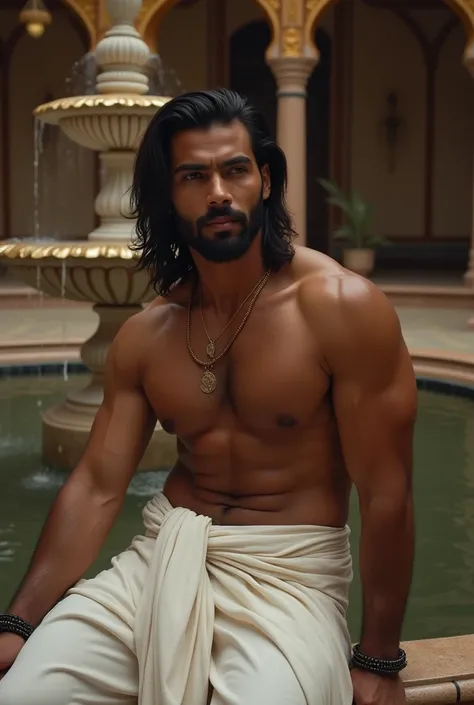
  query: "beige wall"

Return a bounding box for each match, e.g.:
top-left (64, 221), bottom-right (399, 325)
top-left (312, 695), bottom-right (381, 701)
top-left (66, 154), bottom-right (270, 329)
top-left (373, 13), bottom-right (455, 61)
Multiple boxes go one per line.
top-left (350, 0), bottom-right (474, 240)
top-left (157, 0), bottom-right (209, 92)
top-left (157, 0), bottom-right (267, 93)
top-left (1, 8), bottom-right (94, 241)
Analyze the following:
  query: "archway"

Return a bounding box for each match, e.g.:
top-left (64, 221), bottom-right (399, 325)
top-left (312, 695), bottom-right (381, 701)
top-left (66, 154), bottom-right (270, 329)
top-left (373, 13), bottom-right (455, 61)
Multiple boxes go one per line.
top-left (311, 0), bottom-right (473, 273)
top-left (229, 22), bottom-right (277, 137)
top-left (138, 0), bottom-right (279, 55)
top-left (0, 0), bottom-right (93, 240)
top-left (60, 0), bottom-right (95, 48)
top-left (230, 21), bottom-right (332, 253)
top-left (306, 0), bottom-right (472, 48)
top-left (306, 29), bottom-right (332, 253)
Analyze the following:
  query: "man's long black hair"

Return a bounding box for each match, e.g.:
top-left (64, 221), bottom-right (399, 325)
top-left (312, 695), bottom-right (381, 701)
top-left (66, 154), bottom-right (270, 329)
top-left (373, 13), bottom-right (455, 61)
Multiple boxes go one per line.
top-left (130, 88), bottom-right (296, 297)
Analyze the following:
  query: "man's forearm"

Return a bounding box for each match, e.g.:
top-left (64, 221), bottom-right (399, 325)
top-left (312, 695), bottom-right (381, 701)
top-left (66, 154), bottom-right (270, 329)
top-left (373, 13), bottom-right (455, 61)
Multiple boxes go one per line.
top-left (358, 493), bottom-right (414, 659)
top-left (7, 475), bottom-right (121, 626)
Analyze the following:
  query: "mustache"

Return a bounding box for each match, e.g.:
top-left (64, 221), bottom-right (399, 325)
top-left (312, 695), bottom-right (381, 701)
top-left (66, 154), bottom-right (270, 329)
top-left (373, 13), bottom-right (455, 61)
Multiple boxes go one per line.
top-left (197, 206), bottom-right (247, 228)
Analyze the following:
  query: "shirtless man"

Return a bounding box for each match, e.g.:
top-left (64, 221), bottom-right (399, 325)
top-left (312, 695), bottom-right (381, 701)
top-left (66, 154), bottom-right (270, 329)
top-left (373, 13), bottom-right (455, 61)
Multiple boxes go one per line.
top-left (0, 88), bottom-right (416, 705)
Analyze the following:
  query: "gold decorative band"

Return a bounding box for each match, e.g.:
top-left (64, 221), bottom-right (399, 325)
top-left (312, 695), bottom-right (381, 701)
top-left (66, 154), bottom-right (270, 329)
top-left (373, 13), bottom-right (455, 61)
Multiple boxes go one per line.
top-left (34, 94), bottom-right (171, 123)
top-left (0, 241), bottom-right (140, 261)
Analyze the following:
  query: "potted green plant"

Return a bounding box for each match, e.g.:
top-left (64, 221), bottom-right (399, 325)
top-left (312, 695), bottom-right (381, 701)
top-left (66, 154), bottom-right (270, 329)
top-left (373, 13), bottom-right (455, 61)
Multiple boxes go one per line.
top-left (319, 178), bottom-right (386, 277)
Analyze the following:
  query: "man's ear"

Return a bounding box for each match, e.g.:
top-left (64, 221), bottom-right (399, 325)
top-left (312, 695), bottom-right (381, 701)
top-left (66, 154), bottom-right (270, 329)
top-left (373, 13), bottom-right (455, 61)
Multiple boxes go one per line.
top-left (261, 164), bottom-right (271, 200)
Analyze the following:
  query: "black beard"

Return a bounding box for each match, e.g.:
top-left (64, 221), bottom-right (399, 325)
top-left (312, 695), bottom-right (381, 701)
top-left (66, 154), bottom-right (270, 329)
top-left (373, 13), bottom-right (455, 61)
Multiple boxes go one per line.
top-left (175, 196), bottom-right (264, 264)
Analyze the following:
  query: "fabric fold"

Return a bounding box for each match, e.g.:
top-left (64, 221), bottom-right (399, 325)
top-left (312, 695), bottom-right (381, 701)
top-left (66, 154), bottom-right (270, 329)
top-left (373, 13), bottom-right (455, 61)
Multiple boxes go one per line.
top-left (136, 497), bottom-right (215, 705)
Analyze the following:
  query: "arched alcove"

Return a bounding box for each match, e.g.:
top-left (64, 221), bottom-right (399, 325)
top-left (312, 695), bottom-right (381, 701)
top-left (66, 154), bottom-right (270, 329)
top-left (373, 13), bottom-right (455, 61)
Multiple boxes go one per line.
top-left (6, 1), bottom-right (94, 239)
top-left (229, 21), bottom-right (332, 252)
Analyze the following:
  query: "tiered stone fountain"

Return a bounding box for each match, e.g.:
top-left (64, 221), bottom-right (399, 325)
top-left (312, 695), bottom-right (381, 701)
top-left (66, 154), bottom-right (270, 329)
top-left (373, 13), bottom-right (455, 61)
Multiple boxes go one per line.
top-left (0, 0), bottom-right (175, 471)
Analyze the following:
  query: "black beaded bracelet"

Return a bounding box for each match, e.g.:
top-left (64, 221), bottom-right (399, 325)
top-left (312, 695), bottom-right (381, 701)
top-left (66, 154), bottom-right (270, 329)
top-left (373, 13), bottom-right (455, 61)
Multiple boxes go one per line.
top-left (0, 613), bottom-right (35, 641)
top-left (351, 644), bottom-right (407, 676)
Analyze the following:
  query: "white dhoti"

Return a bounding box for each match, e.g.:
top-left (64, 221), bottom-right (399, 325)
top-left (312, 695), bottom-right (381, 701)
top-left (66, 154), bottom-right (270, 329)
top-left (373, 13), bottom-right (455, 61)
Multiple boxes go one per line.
top-left (0, 493), bottom-right (354, 705)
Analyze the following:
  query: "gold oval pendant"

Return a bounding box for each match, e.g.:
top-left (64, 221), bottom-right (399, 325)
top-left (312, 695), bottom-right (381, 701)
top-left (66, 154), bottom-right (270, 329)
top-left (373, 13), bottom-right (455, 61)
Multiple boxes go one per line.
top-left (200, 370), bottom-right (217, 394)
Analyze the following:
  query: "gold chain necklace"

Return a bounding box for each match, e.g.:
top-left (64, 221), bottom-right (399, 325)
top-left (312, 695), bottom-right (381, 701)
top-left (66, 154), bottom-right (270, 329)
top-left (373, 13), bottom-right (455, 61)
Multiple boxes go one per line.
top-left (199, 273), bottom-right (268, 359)
top-left (187, 269), bottom-right (271, 394)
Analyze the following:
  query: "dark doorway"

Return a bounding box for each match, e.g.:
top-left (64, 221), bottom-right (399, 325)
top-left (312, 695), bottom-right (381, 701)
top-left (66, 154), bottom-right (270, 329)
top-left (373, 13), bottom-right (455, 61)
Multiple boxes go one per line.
top-left (306, 29), bottom-right (332, 252)
top-left (229, 22), bottom-right (332, 251)
top-left (229, 21), bottom-right (277, 137)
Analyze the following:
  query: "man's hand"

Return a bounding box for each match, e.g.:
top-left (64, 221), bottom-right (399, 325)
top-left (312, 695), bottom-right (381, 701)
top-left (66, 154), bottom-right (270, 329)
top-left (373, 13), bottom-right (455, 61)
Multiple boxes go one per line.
top-left (0, 633), bottom-right (24, 679)
top-left (352, 669), bottom-right (406, 705)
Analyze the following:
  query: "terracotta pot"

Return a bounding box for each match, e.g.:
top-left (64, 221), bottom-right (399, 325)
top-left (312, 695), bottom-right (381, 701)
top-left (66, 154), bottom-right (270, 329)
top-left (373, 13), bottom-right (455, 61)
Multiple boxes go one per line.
top-left (342, 248), bottom-right (375, 277)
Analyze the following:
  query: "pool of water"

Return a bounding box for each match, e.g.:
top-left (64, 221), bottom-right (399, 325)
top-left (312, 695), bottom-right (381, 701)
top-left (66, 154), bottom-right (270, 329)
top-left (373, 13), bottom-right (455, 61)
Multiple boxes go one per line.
top-left (0, 372), bottom-right (473, 642)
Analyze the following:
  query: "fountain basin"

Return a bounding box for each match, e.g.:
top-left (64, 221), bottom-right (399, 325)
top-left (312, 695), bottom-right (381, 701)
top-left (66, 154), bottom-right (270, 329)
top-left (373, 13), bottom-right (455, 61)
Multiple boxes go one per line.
top-left (0, 241), bottom-right (154, 304)
top-left (34, 94), bottom-right (170, 151)
top-left (0, 241), bottom-right (176, 471)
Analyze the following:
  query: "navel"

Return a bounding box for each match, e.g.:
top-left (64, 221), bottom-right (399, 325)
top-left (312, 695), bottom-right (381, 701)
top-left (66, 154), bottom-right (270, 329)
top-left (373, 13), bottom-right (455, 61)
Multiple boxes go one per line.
top-left (276, 414), bottom-right (298, 428)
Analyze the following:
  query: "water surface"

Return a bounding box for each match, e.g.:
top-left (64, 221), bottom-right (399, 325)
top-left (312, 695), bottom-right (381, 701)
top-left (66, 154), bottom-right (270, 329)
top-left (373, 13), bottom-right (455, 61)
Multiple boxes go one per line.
top-left (1, 372), bottom-right (473, 641)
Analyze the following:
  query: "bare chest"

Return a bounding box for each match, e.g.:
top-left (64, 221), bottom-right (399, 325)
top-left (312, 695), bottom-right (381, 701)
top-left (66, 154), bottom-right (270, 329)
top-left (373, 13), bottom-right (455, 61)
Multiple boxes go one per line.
top-left (142, 301), bottom-right (330, 439)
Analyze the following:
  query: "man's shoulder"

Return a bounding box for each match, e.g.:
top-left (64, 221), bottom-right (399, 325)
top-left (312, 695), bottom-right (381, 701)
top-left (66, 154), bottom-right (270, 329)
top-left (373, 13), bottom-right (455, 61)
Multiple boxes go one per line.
top-left (108, 291), bottom-right (186, 377)
top-left (294, 246), bottom-right (401, 351)
top-left (122, 280), bottom-right (191, 338)
top-left (118, 296), bottom-right (170, 339)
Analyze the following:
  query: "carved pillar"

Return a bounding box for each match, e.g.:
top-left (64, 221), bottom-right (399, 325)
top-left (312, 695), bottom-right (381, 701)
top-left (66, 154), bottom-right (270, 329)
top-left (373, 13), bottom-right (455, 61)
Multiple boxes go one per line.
top-left (268, 55), bottom-right (316, 243)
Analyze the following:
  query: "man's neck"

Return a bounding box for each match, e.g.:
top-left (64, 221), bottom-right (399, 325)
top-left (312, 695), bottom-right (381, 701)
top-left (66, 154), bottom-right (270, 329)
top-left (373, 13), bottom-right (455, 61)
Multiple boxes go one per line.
top-left (192, 238), bottom-right (267, 316)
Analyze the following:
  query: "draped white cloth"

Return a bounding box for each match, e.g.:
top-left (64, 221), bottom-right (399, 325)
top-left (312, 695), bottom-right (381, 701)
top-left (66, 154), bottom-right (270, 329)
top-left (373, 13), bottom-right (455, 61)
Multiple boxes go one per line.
top-left (0, 493), bottom-right (354, 705)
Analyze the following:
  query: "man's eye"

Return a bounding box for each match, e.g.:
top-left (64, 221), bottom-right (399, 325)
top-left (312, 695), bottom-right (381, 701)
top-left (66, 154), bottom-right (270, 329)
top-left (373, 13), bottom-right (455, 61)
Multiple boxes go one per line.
top-left (184, 172), bottom-right (202, 181)
top-left (230, 166), bottom-right (247, 175)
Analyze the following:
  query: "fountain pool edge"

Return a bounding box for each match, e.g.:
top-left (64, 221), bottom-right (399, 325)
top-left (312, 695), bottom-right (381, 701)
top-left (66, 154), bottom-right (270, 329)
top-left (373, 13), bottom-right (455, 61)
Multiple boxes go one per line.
top-left (412, 349), bottom-right (474, 389)
top-left (1, 363), bottom-right (474, 704)
top-left (1, 360), bottom-right (474, 392)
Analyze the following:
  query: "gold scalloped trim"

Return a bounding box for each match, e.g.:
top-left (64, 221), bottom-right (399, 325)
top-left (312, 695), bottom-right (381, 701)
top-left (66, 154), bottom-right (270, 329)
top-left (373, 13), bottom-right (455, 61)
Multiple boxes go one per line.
top-left (34, 94), bottom-right (171, 120)
top-left (0, 242), bottom-right (140, 261)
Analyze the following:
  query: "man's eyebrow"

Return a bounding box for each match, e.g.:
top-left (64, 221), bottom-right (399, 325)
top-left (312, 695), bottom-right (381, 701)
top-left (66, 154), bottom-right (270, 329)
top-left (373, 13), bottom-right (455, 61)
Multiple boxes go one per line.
top-left (174, 162), bottom-right (207, 174)
top-left (221, 155), bottom-right (252, 167)
top-left (173, 155), bottom-right (252, 174)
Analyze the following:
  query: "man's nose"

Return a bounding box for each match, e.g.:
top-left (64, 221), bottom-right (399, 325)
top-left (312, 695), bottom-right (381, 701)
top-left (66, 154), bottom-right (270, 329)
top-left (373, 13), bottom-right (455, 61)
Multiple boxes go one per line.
top-left (207, 174), bottom-right (232, 207)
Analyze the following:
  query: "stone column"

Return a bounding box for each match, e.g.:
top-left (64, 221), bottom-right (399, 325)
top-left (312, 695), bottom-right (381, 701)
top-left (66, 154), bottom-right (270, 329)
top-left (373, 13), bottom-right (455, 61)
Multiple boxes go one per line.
top-left (269, 56), bottom-right (316, 244)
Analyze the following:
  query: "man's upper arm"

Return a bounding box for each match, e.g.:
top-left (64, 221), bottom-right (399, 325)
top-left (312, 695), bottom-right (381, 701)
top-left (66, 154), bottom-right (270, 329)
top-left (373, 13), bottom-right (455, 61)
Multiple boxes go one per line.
top-left (76, 314), bottom-right (157, 499)
top-left (307, 274), bottom-right (417, 502)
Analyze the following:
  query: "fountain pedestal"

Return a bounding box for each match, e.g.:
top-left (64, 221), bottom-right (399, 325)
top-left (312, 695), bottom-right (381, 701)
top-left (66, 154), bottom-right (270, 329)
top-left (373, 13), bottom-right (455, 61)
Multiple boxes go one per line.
top-left (43, 304), bottom-right (175, 470)
top-left (92, 151), bottom-right (135, 240)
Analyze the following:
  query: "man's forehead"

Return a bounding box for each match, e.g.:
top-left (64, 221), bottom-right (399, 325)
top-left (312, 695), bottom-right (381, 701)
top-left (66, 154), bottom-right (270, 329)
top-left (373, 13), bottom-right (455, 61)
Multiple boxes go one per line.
top-left (171, 121), bottom-right (254, 165)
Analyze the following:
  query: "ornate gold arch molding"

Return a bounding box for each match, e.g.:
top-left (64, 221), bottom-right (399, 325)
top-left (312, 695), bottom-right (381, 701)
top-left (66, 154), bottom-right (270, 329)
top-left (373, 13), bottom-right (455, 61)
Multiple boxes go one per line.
top-left (304, 0), bottom-right (474, 57)
top-left (444, 0), bottom-right (474, 54)
top-left (136, 0), bottom-right (280, 56)
top-left (61, 0), bottom-right (96, 48)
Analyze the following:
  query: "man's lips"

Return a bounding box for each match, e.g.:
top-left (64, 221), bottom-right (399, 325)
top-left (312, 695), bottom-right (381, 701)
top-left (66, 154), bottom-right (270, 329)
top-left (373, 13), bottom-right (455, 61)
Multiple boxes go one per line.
top-left (205, 216), bottom-right (239, 231)
top-left (206, 216), bottom-right (237, 225)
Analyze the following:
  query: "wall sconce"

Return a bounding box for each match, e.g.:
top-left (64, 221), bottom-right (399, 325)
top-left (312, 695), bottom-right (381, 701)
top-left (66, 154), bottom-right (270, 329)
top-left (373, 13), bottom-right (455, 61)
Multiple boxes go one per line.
top-left (382, 91), bottom-right (403, 173)
top-left (19, 0), bottom-right (52, 39)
